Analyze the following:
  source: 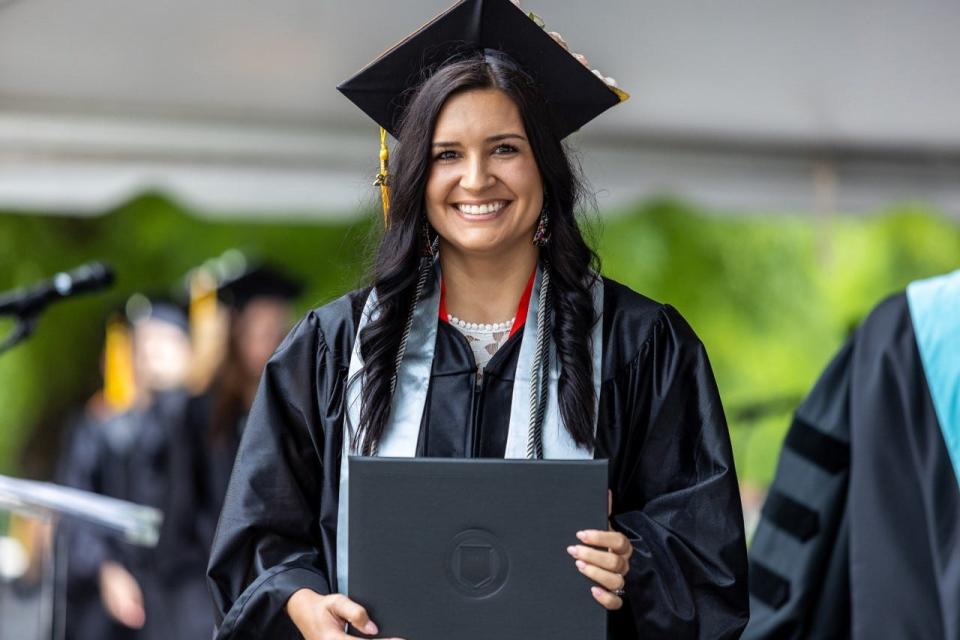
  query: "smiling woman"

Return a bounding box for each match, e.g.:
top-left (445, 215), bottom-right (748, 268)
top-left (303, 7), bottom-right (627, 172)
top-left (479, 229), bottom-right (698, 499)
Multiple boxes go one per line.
top-left (206, 1), bottom-right (749, 639)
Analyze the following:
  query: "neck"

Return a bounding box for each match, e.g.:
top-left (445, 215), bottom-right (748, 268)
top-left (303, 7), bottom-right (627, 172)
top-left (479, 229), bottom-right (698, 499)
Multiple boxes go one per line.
top-left (440, 243), bottom-right (538, 324)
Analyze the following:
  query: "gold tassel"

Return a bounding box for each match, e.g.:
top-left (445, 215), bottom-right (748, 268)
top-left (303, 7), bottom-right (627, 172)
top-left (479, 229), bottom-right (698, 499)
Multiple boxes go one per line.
top-left (103, 315), bottom-right (136, 412)
top-left (373, 127), bottom-right (391, 226)
top-left (186, 268), bottom-right (227, 393)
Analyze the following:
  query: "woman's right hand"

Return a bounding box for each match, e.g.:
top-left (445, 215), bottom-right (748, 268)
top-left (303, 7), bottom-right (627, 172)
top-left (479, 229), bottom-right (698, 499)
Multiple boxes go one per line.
top-left (286, 590), bottom-right (404, 640)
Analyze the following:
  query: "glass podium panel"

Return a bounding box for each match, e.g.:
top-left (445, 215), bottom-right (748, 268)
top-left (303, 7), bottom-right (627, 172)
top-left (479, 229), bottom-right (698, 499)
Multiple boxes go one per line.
top-left (0, 511), bottom-right (55, 640)
top-left (0, 476), bottom-right (161, 640)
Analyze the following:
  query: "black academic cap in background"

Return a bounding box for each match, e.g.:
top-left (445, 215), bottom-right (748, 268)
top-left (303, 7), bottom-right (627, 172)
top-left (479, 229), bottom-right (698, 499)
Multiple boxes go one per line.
top-left (337, 0), bottom-right (627, 140)
top-left (217, 265), bottom-right (304, 311)
top-left (125, 294), bottom-right (189, 332)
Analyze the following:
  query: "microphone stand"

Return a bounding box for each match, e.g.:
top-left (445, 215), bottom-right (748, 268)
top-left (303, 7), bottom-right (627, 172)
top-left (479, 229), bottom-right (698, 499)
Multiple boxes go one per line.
top-left (0, 312), bottom-right (39, 355)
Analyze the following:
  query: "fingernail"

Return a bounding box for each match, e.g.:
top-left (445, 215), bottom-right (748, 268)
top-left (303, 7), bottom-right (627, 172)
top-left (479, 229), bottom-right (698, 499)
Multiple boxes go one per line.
top-left (566, 545), bottom-right (577, 557)
top-left (364, 622), bottom-right (378, 635)
top-left (576, 560), bottom-right (586, 570)
top-left (591, 586), bottom-right (604, 597)
top-left (576, 531), bottom-right (587, 541)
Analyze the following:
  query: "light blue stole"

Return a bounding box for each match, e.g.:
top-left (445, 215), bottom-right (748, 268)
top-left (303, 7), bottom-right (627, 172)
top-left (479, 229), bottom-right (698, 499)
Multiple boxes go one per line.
top-left (906, 269), bottom-right (960, 486)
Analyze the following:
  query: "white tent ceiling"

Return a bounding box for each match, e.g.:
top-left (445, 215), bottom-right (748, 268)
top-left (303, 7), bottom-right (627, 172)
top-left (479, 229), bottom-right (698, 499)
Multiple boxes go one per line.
top-left (1, 0), bottom-right (959, 217)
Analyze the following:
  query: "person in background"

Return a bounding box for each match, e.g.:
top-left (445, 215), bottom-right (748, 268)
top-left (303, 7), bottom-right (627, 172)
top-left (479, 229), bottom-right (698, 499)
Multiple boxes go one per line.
top-left (159, 265), bottom-right (302, 638)
top-left (745, 269), bottom-right (960, 639)
top-left (91, 297), bottom-right (199, 640)
top-left (57, 309), bottom-right (139, 640)
top-left (181, 265), bottom-right (304, 552)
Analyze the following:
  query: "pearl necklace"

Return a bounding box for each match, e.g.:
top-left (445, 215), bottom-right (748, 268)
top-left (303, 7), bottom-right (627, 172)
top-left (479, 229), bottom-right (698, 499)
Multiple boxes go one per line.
top-left (447, 314), bottom-right (515, 333)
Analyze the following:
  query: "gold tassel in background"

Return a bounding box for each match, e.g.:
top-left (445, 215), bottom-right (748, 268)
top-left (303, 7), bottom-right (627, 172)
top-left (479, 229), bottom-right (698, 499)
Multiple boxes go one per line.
top-left (374, 127), bottom-right (391, 225)
top-left (187, 268), bottom-right (228, 393)
top-left (103, 315), bottom-right (136, 412)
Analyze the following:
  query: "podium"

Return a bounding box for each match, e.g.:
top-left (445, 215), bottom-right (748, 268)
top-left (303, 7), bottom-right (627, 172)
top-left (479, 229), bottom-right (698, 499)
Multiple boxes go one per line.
top-left (0, 475), bottom-right (162, 640)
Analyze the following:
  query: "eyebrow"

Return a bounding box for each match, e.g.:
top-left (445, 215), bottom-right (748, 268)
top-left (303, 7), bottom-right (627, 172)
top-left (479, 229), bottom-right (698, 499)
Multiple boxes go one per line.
top-left (432, 133), bottom-right (527, 147)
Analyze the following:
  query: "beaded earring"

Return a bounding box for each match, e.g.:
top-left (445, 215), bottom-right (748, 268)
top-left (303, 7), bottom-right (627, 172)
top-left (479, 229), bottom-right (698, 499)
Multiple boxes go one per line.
top-left (533, 207), bottom-right (550, 247)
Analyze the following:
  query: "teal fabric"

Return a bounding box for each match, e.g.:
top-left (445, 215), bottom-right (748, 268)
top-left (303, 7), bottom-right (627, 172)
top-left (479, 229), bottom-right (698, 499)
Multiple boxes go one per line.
top-left (907, 269), bottom-right (960, 486)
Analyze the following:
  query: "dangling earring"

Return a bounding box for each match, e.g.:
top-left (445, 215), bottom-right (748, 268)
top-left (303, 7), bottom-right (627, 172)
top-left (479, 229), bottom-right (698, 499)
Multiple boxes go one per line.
top-left (421, 218), bottom-right (436, 256)
top-left (533, 206), bottom-right (550, 247)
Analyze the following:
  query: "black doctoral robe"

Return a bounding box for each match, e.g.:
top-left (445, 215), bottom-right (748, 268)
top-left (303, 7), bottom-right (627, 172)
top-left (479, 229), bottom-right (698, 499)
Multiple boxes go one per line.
top-left (745, 292), bottom-right (960, 639)
top-left (207, 278), bottom-right (749, 639)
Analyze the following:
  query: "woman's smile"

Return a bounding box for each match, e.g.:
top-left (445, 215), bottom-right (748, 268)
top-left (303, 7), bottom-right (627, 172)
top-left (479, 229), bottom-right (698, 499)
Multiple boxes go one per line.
top-left (451, 199), bottom-right (511, 220)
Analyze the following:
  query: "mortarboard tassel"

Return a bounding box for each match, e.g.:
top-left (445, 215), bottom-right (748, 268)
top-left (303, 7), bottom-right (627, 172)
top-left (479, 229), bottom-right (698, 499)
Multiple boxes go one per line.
top-left (374, 127), bottom-right (391, 225)
top-left (186, 268), bottom-right (228, 393)
top-left (103, 315), bottom-right (136, 412)
top-left (189, 269), bottom-right (218, 340)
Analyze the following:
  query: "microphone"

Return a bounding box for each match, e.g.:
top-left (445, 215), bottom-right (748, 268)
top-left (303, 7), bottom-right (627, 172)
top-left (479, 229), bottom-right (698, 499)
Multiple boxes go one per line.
top-left (0, 262), bottom-right (115, 317)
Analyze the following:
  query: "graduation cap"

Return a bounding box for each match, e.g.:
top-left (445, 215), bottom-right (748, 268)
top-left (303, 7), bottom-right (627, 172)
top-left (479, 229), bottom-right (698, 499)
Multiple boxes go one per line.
top-left (337, 0), bottom-right (629, 220)
top-left (339, 0), bottom-right (626, 139)
top-left (217, 265), bottom-right (304, 311)
top-left (125, 294), bottom-right (189, 332)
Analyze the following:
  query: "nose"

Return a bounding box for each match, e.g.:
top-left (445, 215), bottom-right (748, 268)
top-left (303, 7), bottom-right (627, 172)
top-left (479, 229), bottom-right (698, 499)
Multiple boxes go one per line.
top-left (459, 154), bottom-right (496, 192)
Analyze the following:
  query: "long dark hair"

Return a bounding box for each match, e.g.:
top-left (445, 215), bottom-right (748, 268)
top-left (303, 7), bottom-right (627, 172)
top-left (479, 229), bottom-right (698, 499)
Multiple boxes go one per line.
top-left (355, 50), bottom-right (600, 454)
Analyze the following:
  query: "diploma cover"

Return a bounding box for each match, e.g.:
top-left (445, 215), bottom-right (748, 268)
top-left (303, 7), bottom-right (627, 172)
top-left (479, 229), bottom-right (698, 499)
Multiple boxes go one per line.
top-left (348, 457), bottom-right (608, 639)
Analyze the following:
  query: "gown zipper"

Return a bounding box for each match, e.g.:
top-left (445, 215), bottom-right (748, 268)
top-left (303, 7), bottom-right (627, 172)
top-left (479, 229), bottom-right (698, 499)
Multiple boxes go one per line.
top-left (470, 364), bottom-right (486, 457)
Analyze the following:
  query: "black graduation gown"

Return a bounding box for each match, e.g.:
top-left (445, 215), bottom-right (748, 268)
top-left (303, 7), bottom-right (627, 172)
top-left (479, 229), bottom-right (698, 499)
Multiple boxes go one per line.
top-left (745, 293), bottom-right (960, 639)
top-left (178, 390), bottom-right (245, 554)
top-left (95, 391), bottom-right (213, 640)
top-left (207, 278), bottom-right (749, 639)
top-left (57, 414), bottom-right (136, 640)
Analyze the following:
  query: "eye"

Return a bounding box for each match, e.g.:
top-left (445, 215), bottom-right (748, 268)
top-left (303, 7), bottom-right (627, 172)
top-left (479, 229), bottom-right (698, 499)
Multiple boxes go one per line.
top-left (433, 149), bottom-right (459, 161)
top-left (494, 143), bottom-right (519, 155)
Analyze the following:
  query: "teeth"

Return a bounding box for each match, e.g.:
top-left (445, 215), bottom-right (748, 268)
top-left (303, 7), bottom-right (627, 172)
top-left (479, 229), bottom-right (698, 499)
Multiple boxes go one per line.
top-left (456, 201), bottom-right (506, 215)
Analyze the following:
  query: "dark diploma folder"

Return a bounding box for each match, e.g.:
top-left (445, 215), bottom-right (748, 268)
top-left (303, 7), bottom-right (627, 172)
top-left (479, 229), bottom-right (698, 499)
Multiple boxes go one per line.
top-left (348, 457), bottom-right (608, 639)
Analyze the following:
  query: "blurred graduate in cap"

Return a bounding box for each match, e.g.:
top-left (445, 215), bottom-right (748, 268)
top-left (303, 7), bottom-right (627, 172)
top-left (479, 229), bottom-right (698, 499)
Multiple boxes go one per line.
top-left (57, 308), bottom-right (139, 640)
top-left (98, 296), bottom-right (197, 640)
top-left (160, 264), bottom-right (303, 639)
top-left (58, 296), bottom-right (196, 639)
top-left (178, 263), bottom-right (304, 553)
top-left (745, 269), bottom-right (960, 639)
top-left (208, 1), bottom-right (748, 638)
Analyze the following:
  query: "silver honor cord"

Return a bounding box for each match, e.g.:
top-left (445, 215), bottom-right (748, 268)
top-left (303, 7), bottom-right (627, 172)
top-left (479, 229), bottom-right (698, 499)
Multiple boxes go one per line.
top-left (526, 263), bottom-right (551, 459)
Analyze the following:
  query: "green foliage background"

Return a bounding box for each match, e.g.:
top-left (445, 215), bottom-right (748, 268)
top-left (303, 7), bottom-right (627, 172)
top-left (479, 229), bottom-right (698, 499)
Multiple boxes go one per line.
top-left (1, 193), bottom-right (958, 484)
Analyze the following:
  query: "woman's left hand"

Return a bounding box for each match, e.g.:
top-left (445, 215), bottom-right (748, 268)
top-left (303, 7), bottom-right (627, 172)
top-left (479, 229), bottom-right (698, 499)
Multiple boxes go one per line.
top-left (567, 491), bottom-right (633, 610)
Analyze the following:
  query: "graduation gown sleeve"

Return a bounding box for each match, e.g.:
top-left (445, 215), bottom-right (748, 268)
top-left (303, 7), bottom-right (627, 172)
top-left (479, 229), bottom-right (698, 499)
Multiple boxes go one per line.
top-left (602, 302), bottom-right (749, 639)
top-left (742, 338), bottom-right (853, 640)
top-left (208, 311), bottom-right (341, 640)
